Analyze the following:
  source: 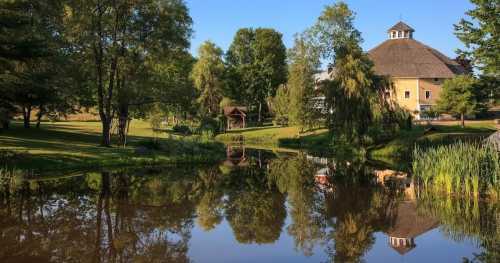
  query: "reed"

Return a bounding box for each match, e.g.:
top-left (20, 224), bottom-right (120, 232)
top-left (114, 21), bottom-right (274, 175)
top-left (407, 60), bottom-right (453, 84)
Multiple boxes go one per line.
top-left (413, 142), bottom-right (500, 199)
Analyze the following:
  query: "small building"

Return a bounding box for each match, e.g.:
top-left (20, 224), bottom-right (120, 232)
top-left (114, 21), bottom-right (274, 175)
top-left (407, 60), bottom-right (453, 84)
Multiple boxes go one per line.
top-left (223, 106), bottom-right (247, 130)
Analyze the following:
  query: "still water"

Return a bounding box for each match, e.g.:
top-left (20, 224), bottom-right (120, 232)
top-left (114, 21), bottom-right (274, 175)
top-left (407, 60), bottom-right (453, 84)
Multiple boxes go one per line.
top-left (0, 147), bottom-right (498, 262)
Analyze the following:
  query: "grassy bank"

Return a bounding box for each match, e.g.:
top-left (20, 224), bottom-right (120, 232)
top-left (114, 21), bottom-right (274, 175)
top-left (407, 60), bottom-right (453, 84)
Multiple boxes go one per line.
top-left (215, 126), bottom-right (331, 152)
top-left (369, 121), bottom-right (496, 159)
top-left (0, 121), bottom-right (225, 173)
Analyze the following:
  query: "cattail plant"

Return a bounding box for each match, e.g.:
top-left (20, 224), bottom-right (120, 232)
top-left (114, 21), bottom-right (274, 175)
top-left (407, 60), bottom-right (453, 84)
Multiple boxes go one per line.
top-left (413, 142), bottom-right (500, 199)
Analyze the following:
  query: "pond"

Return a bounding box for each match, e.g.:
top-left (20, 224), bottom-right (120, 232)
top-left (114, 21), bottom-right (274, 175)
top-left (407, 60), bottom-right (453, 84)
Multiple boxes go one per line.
top-left (0, 147), bottom-right (498, 262)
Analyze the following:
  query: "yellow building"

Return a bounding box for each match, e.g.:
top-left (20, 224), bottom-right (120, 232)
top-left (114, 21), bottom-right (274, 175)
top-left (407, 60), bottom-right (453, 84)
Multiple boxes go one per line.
top-left (368, 22), bottom-right (466, 119)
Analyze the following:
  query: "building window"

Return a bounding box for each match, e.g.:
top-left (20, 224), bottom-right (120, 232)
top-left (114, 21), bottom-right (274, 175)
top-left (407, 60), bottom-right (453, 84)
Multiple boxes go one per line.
top-left (433, 78), bottom-right (440, 83)
top-left (425, 90), bottom-right (431, 99)
top-left (404, 91), bottom-right (410, 99)
top-left (397, 31), bottom-right (401, 38)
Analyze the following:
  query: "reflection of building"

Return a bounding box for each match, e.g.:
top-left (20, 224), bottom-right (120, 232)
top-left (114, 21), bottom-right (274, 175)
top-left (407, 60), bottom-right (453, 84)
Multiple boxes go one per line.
top-left (223, 145), bottom-right (249, 167)
top-left (386, 201), bottom-right (439, 255)
top-left (315, 167), bottom-right (334, 193)
top-left (374, 169), bottom-right (438, 255)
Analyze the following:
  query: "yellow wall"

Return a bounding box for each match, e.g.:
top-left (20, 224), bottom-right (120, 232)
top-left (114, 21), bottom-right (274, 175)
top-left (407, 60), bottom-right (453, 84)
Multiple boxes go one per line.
top-left (390, 78), bottom-right (449, 116)
top-left (419, 78), bottom-right (443, 105)
top-left (391, 78), bottom-right (419, 112)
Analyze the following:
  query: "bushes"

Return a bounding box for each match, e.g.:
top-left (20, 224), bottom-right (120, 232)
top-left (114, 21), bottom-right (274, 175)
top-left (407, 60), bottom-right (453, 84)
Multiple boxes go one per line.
top-left (172, 124), bottom-right (192, 135)
top-left (413, 142), bottom-right (500, 198)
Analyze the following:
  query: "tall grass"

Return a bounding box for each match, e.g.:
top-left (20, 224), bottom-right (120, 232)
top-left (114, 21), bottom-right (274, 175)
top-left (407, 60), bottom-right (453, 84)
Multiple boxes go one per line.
top-left (413, 142), bottom-right (500, 199)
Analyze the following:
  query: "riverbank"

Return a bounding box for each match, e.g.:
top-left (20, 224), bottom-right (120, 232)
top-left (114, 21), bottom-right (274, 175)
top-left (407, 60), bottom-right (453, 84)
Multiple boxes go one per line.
top-left (369, 120), bottom-right (497, 159)
top-left (0, 121), bottom-right (225, 173)
top-left (215, 121), bottom-right (496, 158)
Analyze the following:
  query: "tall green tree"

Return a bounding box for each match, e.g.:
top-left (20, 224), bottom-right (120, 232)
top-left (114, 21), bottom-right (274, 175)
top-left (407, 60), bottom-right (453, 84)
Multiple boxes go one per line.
top-left (287, 33), bottom-right (321, 130)
top-left (455, 0), bottom-right (499, 76)
top-left (65, 0), bottom-right (192, 146)
top-left (311, 1), bottom-right (387, 142)
top-left (191, 41), bottom-right (225, 116)
top-left (436, 75), bottom-right (479, 127)
top-left (226, 28), bottom-right (287, 124)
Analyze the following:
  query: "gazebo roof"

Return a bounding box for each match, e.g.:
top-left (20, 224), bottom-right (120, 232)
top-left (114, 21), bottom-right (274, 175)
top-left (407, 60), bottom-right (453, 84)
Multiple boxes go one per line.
top-left (223, 106), bottom-right (247, 116)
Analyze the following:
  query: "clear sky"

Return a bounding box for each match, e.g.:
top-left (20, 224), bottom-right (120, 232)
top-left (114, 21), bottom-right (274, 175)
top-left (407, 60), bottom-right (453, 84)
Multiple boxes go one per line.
top-left (185, 0), bottom-right (474, 63)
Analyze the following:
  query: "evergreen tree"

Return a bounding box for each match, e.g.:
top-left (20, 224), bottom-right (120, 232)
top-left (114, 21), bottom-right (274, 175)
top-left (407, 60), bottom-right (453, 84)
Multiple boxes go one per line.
top-left (287, 34), bottom-right (321, 130)
top-left (191, 41), bottom-right (226, 116)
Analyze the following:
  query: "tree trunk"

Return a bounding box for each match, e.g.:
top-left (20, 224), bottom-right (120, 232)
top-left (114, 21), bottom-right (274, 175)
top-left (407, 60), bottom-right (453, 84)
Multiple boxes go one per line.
top-left (461, 113), bottom-right (465, 128)
top-left (102, 120), bottom-right (112, 147)
top-left (258, 102), bottom-right (262, 125)
top-left (36, 107), bottom-right (44, 128)
top-left (22, 106), bottom-right (31, 129)
top-left (117, 103), bottom-right (129, 147)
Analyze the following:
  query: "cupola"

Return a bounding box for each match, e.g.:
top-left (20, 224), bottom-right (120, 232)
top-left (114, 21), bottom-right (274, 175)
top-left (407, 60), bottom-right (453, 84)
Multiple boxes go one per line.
top-left (387, 21), bottom-right (415, 39)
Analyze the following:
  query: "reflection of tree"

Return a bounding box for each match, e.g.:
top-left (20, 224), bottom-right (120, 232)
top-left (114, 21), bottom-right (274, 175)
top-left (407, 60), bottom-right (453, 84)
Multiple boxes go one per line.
top-left (269, 153), bottom-right (326, 256)
top-left (323, 186), bottom-right (392, 263)
top-left (224, 163), bottom-right (286, 244)
top-left (0, 168), bottom-right (199, 263)
top-left (417, 193), bottom-right (500, 263)
top-left (225, 190), bottom-right (286, 244)
top-left (196, 167), bottom-right (225, 231)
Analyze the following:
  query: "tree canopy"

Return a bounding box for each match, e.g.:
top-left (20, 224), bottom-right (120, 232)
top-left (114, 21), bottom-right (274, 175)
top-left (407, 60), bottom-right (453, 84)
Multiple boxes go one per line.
top-left (226, 28), bottom-right (287, 123)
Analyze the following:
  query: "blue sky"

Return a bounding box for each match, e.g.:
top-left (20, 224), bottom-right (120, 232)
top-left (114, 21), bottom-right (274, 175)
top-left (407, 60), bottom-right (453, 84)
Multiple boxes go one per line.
top-left (185, 0), bottom-right (474, 63)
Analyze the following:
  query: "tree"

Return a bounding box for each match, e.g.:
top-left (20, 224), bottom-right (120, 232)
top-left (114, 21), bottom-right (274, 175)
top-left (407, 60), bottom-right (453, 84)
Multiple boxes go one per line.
top-left (455, 0), bottom-right (499, 76)
top-left (65, 0), bottom-right (192, 146)
top-left (0, 0), bottom-right (70, 129)
top-left (191, 41), bottom-right (225, 116)
top-left (311, 1), bottom-right (388, 142)
top-left (226, 28), bottom-right (287, 124)
top-left (436, 75), bottom-right (479, 127)
top-left (287, 33), bottom-right (321, 130)
top-left (270, 84), bottom-right (290, 126)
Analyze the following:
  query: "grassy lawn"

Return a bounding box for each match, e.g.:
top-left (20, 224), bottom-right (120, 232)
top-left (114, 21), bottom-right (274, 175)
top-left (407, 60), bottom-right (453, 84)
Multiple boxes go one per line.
top-left (0, 121), bottom-right (225, 173)
top-left (215, 126), bottom-right (331, 151)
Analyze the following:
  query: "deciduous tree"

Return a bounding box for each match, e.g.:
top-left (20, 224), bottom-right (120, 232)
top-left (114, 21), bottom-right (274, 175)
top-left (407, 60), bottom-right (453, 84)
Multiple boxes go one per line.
top-left (436, 75), bottom-right (479, 127)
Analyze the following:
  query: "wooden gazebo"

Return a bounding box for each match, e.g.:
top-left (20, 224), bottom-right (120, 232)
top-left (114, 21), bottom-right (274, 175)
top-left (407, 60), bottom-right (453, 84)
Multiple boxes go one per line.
top-left (223, 106), bottom-right (247, 130)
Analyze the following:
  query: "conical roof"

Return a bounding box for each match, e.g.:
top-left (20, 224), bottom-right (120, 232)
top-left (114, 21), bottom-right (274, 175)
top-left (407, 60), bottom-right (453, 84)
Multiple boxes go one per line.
top-left (368, 38), bottom-right (467, 78)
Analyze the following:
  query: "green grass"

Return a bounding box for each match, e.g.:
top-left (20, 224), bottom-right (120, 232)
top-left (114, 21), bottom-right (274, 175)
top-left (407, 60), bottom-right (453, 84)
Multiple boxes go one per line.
top-left (215, 126), bottom-right (331, 151)
top-left (0, 121), bottom-right (225, 174)
top-left (369, 122), bottom-right (496, 159)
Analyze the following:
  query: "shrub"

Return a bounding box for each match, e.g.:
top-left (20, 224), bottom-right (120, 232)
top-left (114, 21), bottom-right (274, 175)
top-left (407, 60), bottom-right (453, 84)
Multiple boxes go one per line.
top-left (172, 124), bottom-right (192, 135)
top-left (136, 139), bottom-right (162, 150)
top-left (197, 117), bottom-right (220, 136)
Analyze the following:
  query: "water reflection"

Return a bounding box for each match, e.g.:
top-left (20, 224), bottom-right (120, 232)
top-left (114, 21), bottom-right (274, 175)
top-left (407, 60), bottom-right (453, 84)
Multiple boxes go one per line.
top-left (0, 148), bottom-right (498, 262)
